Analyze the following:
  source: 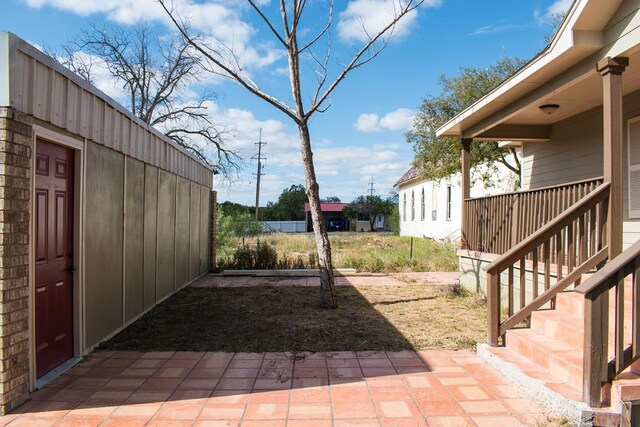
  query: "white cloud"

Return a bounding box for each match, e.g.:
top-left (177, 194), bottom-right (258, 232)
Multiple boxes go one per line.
top-left (534, 0), bottom-right (572, 26)
top-left (355, 108), bottom-right (414, 133)
top-left (337, 0), bottom-right (441, 43)
top-left (21, 0), bottom-right (283, 70)
top-left (207, 103), bottom-right (410, 204)
top-left (355, 113), bottom-right (382, 132)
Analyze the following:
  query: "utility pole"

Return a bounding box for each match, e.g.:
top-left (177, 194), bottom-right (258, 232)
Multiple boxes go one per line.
top-left (368, 179), bottom-right (375, 197)
top-left (252, 129), bottom-right (266, 220)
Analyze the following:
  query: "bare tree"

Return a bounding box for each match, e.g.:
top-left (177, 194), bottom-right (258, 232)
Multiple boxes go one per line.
top-left (160, 0), bottom-right (424, 308)
top-left (53, 23), bottom-right (239, 175)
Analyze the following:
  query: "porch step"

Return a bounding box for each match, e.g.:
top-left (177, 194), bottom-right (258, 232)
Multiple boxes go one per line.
top-left (505, 327), bottom-right (584, 389)
top-left (492, 286), bottom-right (640, 426)
top-left (480, 344), bottom-right (622, 426)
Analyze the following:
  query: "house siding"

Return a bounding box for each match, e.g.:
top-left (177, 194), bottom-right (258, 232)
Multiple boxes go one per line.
top-left (521, 89), bottom-right (640, 249)
top-left (398, 165), bottom-right (517, 240)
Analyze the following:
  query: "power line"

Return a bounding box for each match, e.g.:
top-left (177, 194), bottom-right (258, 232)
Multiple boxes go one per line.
top-left (251, 129), bottom-right (266, 220)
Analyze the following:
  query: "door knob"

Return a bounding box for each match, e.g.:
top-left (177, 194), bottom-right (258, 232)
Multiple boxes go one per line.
top-left (68, 265), bottom-right (77, 273)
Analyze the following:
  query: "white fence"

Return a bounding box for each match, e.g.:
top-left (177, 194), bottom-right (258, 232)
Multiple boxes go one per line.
top-left (261, 221), bottom-right (306, 233)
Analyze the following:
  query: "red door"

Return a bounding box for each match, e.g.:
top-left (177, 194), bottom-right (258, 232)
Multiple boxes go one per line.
top-left (35, 139), bottom-right (74, 378)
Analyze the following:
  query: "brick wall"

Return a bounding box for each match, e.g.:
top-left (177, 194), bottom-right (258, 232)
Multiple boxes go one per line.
top-left (0, 107), bottom-right (32, 414)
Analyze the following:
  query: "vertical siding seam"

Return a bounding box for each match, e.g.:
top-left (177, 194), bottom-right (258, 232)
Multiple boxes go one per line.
top-left (122, 157), bottom-right (127, 326)
top-left (173, 174), bottom-right (178, 290)
top-left (141, 163), bottom-right (146, 312)
top-left (154, 167), bottom-right (159, 303)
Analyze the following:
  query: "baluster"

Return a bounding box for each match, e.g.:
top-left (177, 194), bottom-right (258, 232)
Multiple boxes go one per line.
top-left (532, 247), bottom-right (539, 299)
top-left (579, 187), bottom-right (587, 265)
top-left (634, 259), bottom-right (640, 360)
top-left (616, 271), bottom-right (625, 373)
top-left (544, 240), bottom-right (551, 292)
top-left (487, 271), bottom-right (501, 346)
top-left (556, 231), bottom-right (564, 281)
top-left (589, 206), bottom-right (597, 258)
top-left (567, 222), bottom-right (575, 275)
top-left (520, 258), bottom-right (526, 309)
top-left (508, 266), bottom-right (514, 317)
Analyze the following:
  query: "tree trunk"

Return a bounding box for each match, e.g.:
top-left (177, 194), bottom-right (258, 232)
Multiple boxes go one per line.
top-left (298, 122), bottom-right (338, 309)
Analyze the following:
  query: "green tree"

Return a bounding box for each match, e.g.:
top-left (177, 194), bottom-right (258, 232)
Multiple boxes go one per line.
top-left (407, 57), bottom-right (526, 184)
top-left (322, 196), bottom-right (341, 203)
top-left (346, 195), bottom-right (394, 231)
top-left (260, 185), bottom-right (307, 221)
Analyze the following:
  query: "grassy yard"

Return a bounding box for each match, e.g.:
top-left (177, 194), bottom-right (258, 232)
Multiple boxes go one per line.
top-left (101, 284), bottom-right (486, 352)
top-left (218, 232), bottom-right (458, 273)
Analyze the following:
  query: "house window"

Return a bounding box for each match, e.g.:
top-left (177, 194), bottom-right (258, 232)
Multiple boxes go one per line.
top-left (402, 194), bottom-right (406, 222)
top-left (411, 190), bottom-right (415, 221)
top-left (431, 183), bottom-right (438, 220)
top-left (446, 184), bottom-right (452, 221)
top-left (629, 117), bottom-right (640, 218)
top-left (420, 188), bottom-right (425, 221)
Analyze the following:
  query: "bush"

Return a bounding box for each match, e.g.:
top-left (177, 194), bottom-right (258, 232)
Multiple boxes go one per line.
top-left (220, 242), bottom-right (317, 270)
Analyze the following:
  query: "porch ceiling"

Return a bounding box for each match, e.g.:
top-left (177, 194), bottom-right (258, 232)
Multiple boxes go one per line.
top-left (472, 47), bottom-right (640, 141)
top-left (436, 0), bottom-right (640, 141)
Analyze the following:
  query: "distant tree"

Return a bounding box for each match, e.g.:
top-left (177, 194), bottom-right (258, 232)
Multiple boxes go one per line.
top-left (260, 185), bottom-right (307, 221)
top-left (218, 201), bottom-right (253, 217)
top-left (545, 12), bottom-right (567, 44)
top-left (52, 23), bottom-right (238, 175)
top-left (322, 196), bottom-right (341, 203)
top-left (407, 57), bottom-right (526, 185)
top-left (346, 195), bottom-right (394, 231)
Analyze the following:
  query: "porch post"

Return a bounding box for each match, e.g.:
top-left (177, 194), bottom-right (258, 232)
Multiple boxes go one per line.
top-left (597, 57), bottom-right (628, 259)
top-left (460, 138), bottom-right (472, 249)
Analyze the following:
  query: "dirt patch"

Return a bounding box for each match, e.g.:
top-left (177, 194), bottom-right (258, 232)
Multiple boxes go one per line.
top-left (100, 285), bottom-right (486, 352)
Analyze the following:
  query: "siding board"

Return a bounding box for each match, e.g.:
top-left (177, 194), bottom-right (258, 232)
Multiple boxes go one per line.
top-left (84, 143), bottom-right (124, 348)
top-left (6, 37), bottom-right (212, 187)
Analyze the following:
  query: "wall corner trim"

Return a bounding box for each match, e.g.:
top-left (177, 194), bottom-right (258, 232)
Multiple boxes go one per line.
top-left (0, 32), bottom-right (10, 107)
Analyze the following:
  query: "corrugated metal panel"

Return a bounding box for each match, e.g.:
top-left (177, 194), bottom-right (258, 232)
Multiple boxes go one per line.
top-left (5, 34), bottom-right (213, 187)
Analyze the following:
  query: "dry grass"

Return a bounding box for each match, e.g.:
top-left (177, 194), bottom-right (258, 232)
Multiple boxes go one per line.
top-left (219, 232), bottom-right (458, 273)
top-left (101, 284), bottom-right (486, 352)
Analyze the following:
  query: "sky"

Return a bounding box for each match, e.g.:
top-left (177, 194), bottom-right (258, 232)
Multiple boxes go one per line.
top-left (0, 0), bottom-right (571, 206)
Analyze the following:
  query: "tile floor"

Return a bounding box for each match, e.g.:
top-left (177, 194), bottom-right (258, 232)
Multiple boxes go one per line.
top-left (1, 349), bottom-right (555, 426)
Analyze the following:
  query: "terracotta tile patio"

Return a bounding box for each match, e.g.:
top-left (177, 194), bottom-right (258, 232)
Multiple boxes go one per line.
top-left (2, 349), bottom-right (555, 426)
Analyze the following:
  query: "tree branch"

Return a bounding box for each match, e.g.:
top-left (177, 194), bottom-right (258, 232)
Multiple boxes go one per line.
top-left (159, 0), bottom-right (299, 123)
top-left (306, 0), bottom-right (423, 118)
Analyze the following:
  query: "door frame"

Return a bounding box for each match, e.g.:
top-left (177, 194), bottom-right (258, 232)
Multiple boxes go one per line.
top-left (29, 125), bottom-right (85, 390)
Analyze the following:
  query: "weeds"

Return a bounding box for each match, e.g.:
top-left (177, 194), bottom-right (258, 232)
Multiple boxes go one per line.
top-left (218, 232), bottom-right (457, 273)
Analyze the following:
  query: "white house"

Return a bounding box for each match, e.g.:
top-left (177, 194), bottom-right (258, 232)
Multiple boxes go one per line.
top-left (394, 163), bottom-right (517, 241)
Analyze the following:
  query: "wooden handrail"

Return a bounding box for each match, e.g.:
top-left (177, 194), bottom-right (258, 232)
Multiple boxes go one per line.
top-left (574, 239), bottom-right (640, 295)
top-left (575, 238), bottom-right (640, 406)
top-left (486, 183), bottom-right (610, 274)
top-left (465, 177), bottom-right (604, 202)
top-left (485, 182), bottom-right (610, 346)
top-left (464, 178), bottom-right (602, 256)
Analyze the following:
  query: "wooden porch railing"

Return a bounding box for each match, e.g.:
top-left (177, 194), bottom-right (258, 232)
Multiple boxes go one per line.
top-left (464, 177), bottom-right (604, 256)
top-left (485, 182), bottom-right (610, 346)
top-left (575, 239), bottom-right (640, 406)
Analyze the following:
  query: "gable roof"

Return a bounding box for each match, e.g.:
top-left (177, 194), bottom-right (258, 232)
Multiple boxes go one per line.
top-left (436, 0), bottom-right (637, 140)
top-left (394, 166), bottom-right (425, 187)
top-left (304, 202), bottom-right (348, 213)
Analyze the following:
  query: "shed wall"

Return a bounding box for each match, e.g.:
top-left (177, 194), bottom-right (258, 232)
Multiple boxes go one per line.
top-left (4, 33), bottom-right (212, 188)
top-left (83, 142), bottom-right (211, 349)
